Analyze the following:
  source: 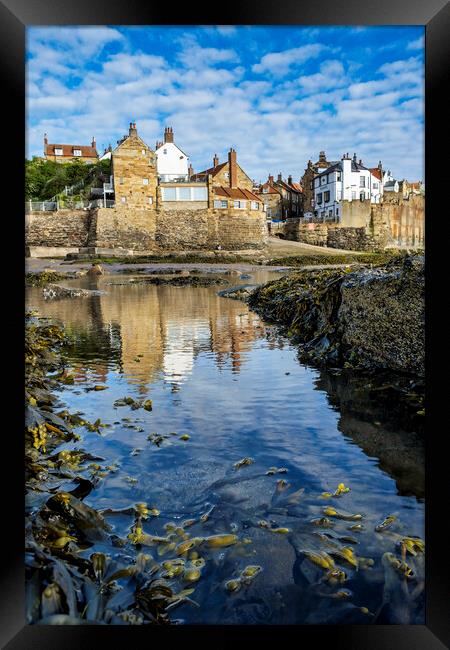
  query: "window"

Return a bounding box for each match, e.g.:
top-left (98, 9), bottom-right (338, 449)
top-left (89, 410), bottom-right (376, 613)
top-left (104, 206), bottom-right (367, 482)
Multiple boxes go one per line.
top-left (263, 188), bottom-right (268, 193)
top-left (373, 182), bottom-right (378, 189)
top-left (329, 210), bottom-right (333, 218)
top-left (192, 187), bottom-right (207, 201)
top-left (163, 149), bottom-right (167, 154)
top-left (121, 197), bottom-right (126, 203)
top-left (360, 193), bottom-right (365, 202)
top-left (251, 201), bottom-right (259, 210)
top-left (214, 200), bottom-right (228, 208)
top-left (360, 176), bottom-right (366, 187)
top-left (321, 176), bottom-right (326, 185)
top-left (351, 191), bottom-right (356, 200)
top-left (224, 172), bottom-right (229, 179)
top-left (119, 177), bottom-right (124, 185)
top-left (317, 193), bottom-right (323, 204)
top-left (142, 150), bottom-right (146, 155)
top-left (54, 148), bottom-right (63, 155)
top-left (178, 187), bottom-right (191, 200)
top-left (143, 178), bottom-right (149, 185)
top-left (336, 208), bottom-right (339, 216)
top-left (162, 187), bottom-right (176, 201)
top-left (73, 149), bottom-right (82, 156)
top-left (315, 178), bottom-right (320, 188)
top-left (233, 200), bottom-right (246, 209)
top-left (336, 172), bottom-right (341, 181)
top-left (324, 191), bottom-right (330, 203)
top-left (149, 197), bottom-right (153, 204)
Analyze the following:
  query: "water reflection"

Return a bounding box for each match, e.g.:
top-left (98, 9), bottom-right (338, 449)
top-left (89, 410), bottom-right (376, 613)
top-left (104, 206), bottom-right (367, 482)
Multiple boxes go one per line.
top-left (27, 275), bottom-right (268, 391)
top-left (25, 271), bottom-right (424, 625)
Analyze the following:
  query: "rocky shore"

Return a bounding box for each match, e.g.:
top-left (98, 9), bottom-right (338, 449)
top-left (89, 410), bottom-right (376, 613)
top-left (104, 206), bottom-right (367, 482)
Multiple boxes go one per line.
top-left (247, 254), bottom-right (424, 377)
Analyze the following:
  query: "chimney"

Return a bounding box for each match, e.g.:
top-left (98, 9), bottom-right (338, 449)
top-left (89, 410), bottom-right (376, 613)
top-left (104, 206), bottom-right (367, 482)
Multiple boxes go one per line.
top-left (228, 148), bottom-right (237, 188)
top-left (92, 136), bottom-right (96, 148)
top-left (129, 122), bottom-right (137, 136)
top-left (341, 154), bottom-right (352, 200)
top-left (277, 172), bottom-right (282, 182)
top-left (213, 153), bottom-right (219, 167)
top-left (288, 175), bottom-right (293, 186)
top-left (188, 163), bottom-right (194, 179)
top-left (164, 126), bottom-right (174, 143)
top-left (353, 153), bottom-right (357, 162)
top-left (44, 133), bottom-right (48, 146)
top-left (359, 159), bottom-right (362, 165)
top-left (268, 174), bottom-right (274, 183)
top-left (319, 151), bottom-right (326, 163)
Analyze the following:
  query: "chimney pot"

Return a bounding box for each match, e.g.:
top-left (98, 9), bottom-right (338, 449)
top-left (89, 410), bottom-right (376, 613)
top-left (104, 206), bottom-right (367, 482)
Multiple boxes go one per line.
top-left (277, 172), bottom-right (282, 182)
top-left (164, 127), bottom-right (174, 143)
top-left (288, 175), bottom-right (293, 185)
top-left (213, 154), bottom-right (219, 167)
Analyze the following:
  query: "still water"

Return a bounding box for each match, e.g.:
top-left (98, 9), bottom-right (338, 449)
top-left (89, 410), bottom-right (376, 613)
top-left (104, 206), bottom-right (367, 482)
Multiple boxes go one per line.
top-left (27, 269), bottom-right (425, 625)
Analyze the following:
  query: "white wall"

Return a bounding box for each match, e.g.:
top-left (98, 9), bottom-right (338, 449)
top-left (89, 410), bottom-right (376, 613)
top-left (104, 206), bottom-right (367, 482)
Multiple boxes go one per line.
top-left (155, 142), bottom-right (189, 180)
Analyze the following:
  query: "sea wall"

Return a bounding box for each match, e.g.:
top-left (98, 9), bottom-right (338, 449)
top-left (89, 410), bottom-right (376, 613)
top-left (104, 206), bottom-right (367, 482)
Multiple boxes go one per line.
top-left (278, 195), bottom-right (424, 251)
top-left (25, 205), bottom-right (268, 255)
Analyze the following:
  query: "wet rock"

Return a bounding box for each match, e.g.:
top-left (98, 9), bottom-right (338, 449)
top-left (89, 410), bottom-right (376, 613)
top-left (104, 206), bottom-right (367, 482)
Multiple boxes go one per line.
top-left (88, 264), bottom-right (103, 276)
top-left (248, 254), bottom-right (424, 376)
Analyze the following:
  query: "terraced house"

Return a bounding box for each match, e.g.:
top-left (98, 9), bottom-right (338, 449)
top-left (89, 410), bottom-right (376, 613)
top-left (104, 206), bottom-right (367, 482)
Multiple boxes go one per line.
top-left (255, 173), bottom-right (303, 220)
top-left (313, 153), bottom-right (383, 222)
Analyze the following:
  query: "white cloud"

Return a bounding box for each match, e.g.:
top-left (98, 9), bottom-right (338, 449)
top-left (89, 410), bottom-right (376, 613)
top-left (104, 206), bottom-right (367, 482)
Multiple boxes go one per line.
top-left (26, 28), bottom-right (424, 181)
top-left (407, 35), bottom-right (424, 50)
top-left (252, 44), bottom-right (327, 75)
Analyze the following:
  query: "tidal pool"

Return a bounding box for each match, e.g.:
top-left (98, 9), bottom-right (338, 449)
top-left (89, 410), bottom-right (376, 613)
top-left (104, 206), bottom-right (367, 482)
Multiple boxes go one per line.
top-left (26, 269), bottom-right (425, 625)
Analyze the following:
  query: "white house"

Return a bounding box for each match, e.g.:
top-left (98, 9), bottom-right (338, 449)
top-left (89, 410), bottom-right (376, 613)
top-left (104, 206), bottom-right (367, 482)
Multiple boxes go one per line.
top-left (155, 127), bottom-right (190, 182)
top-left (313, 153), bottom-right (383, 221)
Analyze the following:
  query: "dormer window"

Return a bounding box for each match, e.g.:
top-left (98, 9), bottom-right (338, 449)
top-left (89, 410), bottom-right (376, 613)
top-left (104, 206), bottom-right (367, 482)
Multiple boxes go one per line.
top-left (54, 148), bottom-right (63, 156)
top-left (73, 149), bottom-right (82, 156)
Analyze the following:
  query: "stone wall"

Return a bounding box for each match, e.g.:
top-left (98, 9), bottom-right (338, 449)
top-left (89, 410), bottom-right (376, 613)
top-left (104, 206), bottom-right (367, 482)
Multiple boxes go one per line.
top-left (326, 226), bottom-right (378, 251)
top-left (25, 205), bottom-right (268, 255)
top-left (284, 221), bottom-right (328, 246)
top-left (340, 200), bottom-right (372, 228)
top-left (95, 207), bottom-right (157, 251)
top-left (381, 194), bottom-right (424, 248)
top-left (25, 210), bottom-right (92, 248)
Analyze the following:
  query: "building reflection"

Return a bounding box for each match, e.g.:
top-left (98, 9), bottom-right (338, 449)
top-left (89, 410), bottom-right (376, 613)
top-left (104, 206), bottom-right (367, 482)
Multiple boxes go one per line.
top-left (26, 278), bottom-right (268, 392)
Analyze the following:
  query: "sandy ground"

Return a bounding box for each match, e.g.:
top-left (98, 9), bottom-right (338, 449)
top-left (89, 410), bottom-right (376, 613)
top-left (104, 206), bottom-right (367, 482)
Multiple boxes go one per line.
top-left (26, 238), bottom-right (367, 275)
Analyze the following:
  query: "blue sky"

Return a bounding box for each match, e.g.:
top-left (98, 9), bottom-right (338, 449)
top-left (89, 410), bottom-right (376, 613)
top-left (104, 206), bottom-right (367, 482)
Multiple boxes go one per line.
top-left (26, 25), bottom-right (424, 182)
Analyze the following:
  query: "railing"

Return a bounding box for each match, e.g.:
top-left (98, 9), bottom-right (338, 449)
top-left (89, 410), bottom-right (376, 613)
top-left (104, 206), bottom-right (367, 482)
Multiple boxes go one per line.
top-left (26, 199), bottom-right (115, 212)
top-left (158, 174), bottom-right (191, 183)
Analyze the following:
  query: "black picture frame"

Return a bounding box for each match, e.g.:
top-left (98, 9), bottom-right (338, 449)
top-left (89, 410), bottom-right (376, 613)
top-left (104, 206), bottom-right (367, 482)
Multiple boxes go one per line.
top-left (5, 0), bottom-right (449, 647)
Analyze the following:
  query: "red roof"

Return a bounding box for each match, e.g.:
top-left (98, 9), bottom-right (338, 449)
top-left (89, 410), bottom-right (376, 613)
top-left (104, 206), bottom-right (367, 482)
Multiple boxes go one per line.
top-left (290, 182), bottom-right (303, 192)
top-left (256, 181), bottom-right (281, 195)
top-left (191, 162), bottom-right (227, 180)
top-left (369, 168), bottom-right (382, 181)
top-left (214, 186), bottom-right (261, 202)
top-left (45, 143), bottom-right (98, 158)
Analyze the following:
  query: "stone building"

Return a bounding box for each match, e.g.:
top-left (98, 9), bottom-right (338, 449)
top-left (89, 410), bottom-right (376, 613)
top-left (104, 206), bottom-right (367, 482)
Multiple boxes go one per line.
top-left (191, 150), bottom-right (254, 191)
top-left (301, 151), bottom-right (339, 215)
top-left (255, 173), bottom-right (302, 220)
top-left (112, 122), bottom-right (157, 208)
top-left (27, 123), bottom-right (268, 254)
top-left (273, 173), bottom-right (303, 219)
top-left (43, 134), bottom-right (98, 164)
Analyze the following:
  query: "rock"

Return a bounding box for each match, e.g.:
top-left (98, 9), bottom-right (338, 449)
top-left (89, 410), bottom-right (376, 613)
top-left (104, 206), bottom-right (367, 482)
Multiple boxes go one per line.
top-left (248, 254), bottom-right (424, 376)
top-left (88, 264), bottom-right (103, 276)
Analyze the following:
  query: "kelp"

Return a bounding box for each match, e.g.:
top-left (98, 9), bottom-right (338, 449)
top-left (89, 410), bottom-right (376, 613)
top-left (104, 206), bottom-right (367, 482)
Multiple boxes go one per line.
top-left (25, 313), bottom-right (211, 625)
